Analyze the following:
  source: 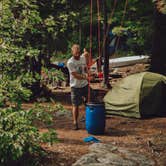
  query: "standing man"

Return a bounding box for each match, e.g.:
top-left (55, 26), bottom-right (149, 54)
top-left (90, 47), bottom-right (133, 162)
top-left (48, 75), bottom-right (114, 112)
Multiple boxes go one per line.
top-left (67, 44), bottom-right (89, 130)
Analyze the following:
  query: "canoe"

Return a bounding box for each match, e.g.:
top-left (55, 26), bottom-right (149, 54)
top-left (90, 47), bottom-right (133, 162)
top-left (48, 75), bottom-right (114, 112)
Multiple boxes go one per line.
top-left (90, 55), bottom-right (150, 73)
top-left (109, 55), bottom-right (150, 68)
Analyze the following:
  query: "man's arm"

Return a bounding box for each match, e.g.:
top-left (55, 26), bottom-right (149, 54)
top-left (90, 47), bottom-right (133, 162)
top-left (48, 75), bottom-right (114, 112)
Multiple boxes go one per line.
top-left (71, 72), bottom-right (88, 80)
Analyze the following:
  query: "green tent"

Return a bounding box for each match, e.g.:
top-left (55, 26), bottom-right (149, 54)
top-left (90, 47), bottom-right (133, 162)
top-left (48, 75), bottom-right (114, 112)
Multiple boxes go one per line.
top-left (104, 72), bottom-right (166, 118)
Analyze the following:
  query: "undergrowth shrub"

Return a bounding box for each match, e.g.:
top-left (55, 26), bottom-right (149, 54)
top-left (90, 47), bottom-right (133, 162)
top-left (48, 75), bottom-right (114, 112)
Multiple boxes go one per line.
top-left (0, 104), bottom-right (58, 164)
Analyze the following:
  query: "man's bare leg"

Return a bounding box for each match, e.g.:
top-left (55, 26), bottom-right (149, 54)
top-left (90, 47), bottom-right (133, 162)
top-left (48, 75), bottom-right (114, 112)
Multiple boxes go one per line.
top-left (72, 105), bottom-right (79, 129)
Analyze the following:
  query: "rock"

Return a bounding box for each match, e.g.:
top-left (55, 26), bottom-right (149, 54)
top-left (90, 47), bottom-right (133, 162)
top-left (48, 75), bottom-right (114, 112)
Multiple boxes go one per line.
top-left (97, 153), bottom-right (136, 166)
top-left (72, 143), bottom-right (155, 166)
top-left (89, 143), bottom-right (118, 154)
top-left (72, 153), bottom-right (99, 166)
top-left (118, 148), bottom-right (155, 166)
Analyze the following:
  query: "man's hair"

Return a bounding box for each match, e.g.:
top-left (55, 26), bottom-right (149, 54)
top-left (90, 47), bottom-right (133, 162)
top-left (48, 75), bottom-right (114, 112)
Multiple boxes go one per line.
top-left (71, 44), bottom-right (80, 51)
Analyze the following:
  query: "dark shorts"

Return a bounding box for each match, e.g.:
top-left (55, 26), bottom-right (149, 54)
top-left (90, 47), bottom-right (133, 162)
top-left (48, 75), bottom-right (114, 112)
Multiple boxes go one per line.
top-left (71, 85), bottom-right (91, 106)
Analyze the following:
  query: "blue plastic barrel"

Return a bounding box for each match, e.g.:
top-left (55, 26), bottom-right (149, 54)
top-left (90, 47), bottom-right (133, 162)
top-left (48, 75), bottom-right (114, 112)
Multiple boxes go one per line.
top-left (85, 102), bottom-right (105, 135)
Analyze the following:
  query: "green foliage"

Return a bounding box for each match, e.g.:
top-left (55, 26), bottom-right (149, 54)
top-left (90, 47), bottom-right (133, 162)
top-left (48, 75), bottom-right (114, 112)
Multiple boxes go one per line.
top-left (0, 44), bottom-right (39, 81)
top-left (69, 0), bottom-right (154, 56)
top-left (41, 67), bottom-right (65, 86)
top-left (0, 76), bottom-right (32, 107)
top-left (55, 103), bottom-right (68, 113)
top-left (112, 27), bottom-right (129, 36)
top-left (0, 104), bottom-right (58, 164)
top-left (41, 129), bottom-right (57, 146)
top-left (0, 0), bottom-right (77, 97)
top-left (0, 0), bottom-right (156, 83)
top-left (0, 2), bottom-right (78, 162)
top-left (110, 0), bottom-right (154, 55)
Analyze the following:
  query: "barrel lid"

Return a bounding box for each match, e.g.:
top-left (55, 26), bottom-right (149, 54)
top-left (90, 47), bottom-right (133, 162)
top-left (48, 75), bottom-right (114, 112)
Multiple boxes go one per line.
top-left (86, 102), bottom-right (104, 106)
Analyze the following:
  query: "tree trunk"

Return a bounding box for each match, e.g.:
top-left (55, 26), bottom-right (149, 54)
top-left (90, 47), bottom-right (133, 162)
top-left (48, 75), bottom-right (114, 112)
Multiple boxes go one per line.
top-left (102, 0), bottom-right (111, 88)
top-left (29, 53), bottom-right (42, 98)
top-left (150, 3), bottom-right (166, 75)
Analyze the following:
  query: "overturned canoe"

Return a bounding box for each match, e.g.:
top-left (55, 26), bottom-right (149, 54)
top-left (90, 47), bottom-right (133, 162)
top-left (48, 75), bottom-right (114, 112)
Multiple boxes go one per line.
top-left (109, 55), bottom-right (150, 68)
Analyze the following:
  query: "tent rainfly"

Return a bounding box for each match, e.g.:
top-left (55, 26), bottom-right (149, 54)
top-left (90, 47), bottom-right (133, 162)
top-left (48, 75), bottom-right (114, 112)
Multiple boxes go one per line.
top-left (104, 72), bottom-right (166, 118)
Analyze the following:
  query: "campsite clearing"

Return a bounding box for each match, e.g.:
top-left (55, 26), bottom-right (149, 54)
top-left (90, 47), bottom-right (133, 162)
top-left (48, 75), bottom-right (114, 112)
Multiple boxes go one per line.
top-left (34, 101), bottom-right (166, 166)
top-left (22, 64), bottom-right (166, 166)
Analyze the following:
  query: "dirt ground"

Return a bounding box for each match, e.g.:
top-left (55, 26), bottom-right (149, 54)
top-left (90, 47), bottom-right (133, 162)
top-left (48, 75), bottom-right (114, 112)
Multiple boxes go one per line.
top-left (35, 64), bottom-right (166, 166)
top-left (39, 103), bottom-right (166, 166)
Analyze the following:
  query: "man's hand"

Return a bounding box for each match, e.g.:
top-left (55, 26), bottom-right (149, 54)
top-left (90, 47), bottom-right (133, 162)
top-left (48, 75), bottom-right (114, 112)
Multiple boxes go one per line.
top-left (72, 72), bottom-right (88, 80)
top-left (87, 73), bottom-right (95, 81)
top-left (71, 72), bottom-right (95, 81)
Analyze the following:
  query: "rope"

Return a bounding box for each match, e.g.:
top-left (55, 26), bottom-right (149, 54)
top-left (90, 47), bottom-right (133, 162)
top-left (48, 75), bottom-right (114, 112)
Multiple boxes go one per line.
top-left (86, 0), bottom-right (118, 68)
top-left (87, 0), bottom-right (128, 101)
top-left (93, 0), bottom-right (128, 62)
top-left (88, 0), bottom-right (117, 82)
top-left (88, 0), bottom-right (93, 103)
top-left (97, 0), bottom-right (101, 72)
